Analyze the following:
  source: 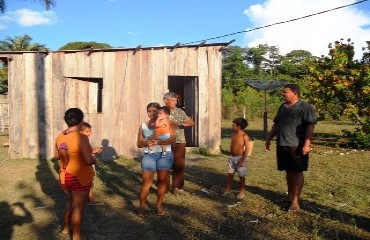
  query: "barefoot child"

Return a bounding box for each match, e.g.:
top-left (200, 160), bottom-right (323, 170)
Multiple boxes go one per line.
top-left (147, 106), bottom-right (171, 157)
top-left (80, 122), bottom-right (103, 203)
top-left (224, 118), bottom-right (252, 199)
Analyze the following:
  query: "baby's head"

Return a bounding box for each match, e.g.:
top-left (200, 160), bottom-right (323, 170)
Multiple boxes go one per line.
top-left (157, 106), bottom-right (170, 118)
top-left (80, 122), bottom-right (92, 136)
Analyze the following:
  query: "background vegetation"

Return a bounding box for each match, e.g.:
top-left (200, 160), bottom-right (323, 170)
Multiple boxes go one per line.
top-left (221, 39), bottom-right (370, 148)
top-left (0, 34), bottom-right (369, 147)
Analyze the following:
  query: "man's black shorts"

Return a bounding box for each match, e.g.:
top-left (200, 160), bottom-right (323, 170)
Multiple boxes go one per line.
top-left (277, 146), bottom-right (309, 172)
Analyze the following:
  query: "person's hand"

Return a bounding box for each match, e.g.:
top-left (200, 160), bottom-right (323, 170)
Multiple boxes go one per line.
top-left (265, 141), bottom-right (271, 152)
top-left (302, 145), bottom-right (311, 155)
top-left (92, 147), bottom-right (103, 154)
top-left (147, 139), bottom-right (157, 147)
top-left (91, 154), bottom-right (98, 164)
top-left (237, 160), bottom-right (244, 168)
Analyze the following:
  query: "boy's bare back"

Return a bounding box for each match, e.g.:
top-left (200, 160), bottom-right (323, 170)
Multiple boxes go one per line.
top-left (230, 130), bottom-right (250, 156)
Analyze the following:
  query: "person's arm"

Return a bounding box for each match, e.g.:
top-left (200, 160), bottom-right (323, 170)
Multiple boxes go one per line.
top-left (237, 134), bottom-right (250, 167)
top-left (302, 124), bottom-right (314, 155)
top-left (54, 143), bottom-right (59, 160)
top-left (80, 135), bottom-right (97, 165)
top-left (265, 123), bottom-right (277, 151)
top-left (182, 117), bottom-right (194, 127)
top-left (302, 103), bottom-right (316, 155)
top-left (137, 126), bottom-right (155, 148)
top-left (175, 109), bottom-right (194, 128)
top-left (92, 147), bottom-right (103, 154)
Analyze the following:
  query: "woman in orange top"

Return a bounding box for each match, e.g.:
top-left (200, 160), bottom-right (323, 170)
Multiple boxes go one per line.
top-left (55, 108), bottom-right (97, 240)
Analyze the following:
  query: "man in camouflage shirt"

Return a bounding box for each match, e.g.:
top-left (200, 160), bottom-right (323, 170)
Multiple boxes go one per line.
top-left (163, 92), bottom-right (194, 194)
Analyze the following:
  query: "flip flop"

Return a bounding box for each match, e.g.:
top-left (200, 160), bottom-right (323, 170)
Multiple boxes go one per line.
top-left (138, 208), bottom-right (150, 217)
top-left (156, 208), bottom-right (165, 216)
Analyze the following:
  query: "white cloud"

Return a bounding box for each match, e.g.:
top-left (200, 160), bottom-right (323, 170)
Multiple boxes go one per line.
top-left (15, 8), bottom-right (56, 26)
top-left (244, 0), bottom-right (370, 59)
top-left (0, 8), bottom-right (57, 29)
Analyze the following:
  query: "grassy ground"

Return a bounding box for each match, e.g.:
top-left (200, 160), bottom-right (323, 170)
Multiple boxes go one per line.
top-left (0, 120), bottom-right (369, 240)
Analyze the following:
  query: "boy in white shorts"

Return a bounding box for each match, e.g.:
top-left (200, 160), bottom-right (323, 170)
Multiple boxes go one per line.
top-left (224, 118), bottom-right (252, 199)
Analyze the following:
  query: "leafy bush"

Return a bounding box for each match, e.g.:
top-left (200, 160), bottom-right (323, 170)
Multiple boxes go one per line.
top-left (342, 128), bottom-right (370, 148)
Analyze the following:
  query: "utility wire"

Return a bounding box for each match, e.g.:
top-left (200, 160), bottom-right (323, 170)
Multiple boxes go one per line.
top-left (183, 0), bottom-right (369, 45)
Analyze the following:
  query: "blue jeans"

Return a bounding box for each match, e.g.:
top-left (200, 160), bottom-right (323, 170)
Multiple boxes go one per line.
top-left (141, 152), bottom-right (173, 171)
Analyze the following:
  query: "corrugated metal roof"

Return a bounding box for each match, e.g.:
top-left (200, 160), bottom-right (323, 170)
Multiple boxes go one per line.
top-left (0, 42), bottom-right (230, 54)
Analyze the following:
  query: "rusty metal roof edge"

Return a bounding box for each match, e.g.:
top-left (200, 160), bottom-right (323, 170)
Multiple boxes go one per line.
top-left (0, 42), bottom-right (230, 54)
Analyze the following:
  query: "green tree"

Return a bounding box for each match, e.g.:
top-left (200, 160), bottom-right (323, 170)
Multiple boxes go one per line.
top-left (278, 50), bottom-right (313, 78)
top-left (245, 44), bottom-right (269, 73)
top-left (305, 39), bottom-right (370, 147)
top-left (0, 0), bottom-right (55, 12)
top-left (222, 46), bottom-right (251, 94)
top-left (59, 41), bottom-right (112, 50)
top-left (0, 35), bottom-right (48, 51)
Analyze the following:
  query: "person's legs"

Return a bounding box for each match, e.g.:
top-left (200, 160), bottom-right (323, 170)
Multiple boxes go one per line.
top-left (140, 153), bottom-right (158, 211)
top-left (225, 173), bottom-right (234, 193)
top-left (61, 192), bottom-right (72, 234)
top-left (156, 170), bottom-right (169, 215)
top-left (88, 186), bottom-right (96, 203)
top-left (238, 176), bottom-right (245, 194)
top-left (289, 171), bottom-right (304, 211)
top-left (286, 171), bottom-right (294, 201)
top-left (171, 143), bottom-right (186, 190)
top-left (71, 190), bottom-right (89, 240)
top-left (140, 171), bottom-right (154, 211)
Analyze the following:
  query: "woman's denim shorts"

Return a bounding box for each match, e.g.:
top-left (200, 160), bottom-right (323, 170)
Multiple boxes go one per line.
top-left (141, 151), bottom-right (173, 171)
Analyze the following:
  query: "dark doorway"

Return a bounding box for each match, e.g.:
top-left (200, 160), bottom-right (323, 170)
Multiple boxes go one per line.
top-left (168, 76), bottom-right (198, 147)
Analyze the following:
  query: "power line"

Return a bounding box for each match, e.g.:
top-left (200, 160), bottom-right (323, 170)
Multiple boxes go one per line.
top-left (183, 0), bottom-right (369, 45)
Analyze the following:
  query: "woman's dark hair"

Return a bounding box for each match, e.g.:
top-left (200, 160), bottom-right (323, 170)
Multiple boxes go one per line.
top-left (158, 106), bottom-right (171, 115)
top-left (147, 102), bottom-right (161, 110)
top-left (64, 108), bottom-right (84, 127)
top-left (233, 118), bottom-right (249, 130)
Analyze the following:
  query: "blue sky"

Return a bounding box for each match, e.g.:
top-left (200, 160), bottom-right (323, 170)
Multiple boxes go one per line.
top-left (1, 0), bottom-right (370, 58)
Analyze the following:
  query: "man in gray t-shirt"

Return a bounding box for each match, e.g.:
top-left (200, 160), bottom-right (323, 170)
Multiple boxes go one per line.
top-left (265, 84), bottom-right (316, 212)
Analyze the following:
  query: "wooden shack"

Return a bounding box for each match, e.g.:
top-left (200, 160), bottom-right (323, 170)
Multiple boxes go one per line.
top-left (1, 43), bottom-right (227, 159)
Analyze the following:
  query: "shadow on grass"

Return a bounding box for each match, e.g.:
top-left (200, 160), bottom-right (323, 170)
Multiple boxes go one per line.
top-left (312, 132), bottom-right (344, 148)
top-left (34, 156), bottom-right (185, 240)
top-left (0, 201), bottom-right (33, 240)
top-left (28, 148), bottom-right (368, 240)
top-left (248, 185), bottom-right (370, 237)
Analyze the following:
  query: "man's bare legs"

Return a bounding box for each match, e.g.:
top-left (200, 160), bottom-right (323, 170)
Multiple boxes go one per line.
top-left (286, 171), bottom-right (304, 211)
top-left (71, 190), bottom-right (89, 240)
top-left (156, 170), bottom-right (169, 215)
top-left (286, 172), bottom-right (294, 201)
top-left (140, 171), bottom-right (154, 211)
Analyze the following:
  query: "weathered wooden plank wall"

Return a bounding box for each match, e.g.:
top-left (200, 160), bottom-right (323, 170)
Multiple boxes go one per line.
top-left (8, 54), bottom-right (24, 157)
top-left (4, 45), bottom-right (225, 159)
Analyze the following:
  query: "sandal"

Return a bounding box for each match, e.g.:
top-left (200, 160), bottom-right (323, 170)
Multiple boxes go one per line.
top-left (156, 208), bottom-right (165, 216)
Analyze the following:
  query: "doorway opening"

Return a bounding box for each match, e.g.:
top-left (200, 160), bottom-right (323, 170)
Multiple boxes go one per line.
top-left (168, 76), bottom-right (198, 147)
